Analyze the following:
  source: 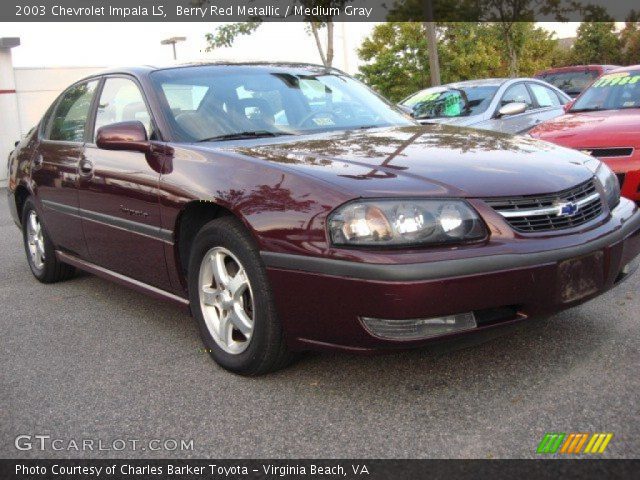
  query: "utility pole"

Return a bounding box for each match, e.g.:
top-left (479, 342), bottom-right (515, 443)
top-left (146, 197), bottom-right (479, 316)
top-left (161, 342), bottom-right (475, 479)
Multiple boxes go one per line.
top-left (341, 22), bottom-right (349, 73)
top-left (423, 0), bottom-right (441, 86)
top-left (161, 36), bottom-right (186, 61)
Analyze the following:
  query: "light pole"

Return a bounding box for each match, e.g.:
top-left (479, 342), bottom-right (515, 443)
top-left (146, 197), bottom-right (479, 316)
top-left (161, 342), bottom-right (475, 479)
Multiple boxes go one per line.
top-left (161, 36), bottom-right (186, 61)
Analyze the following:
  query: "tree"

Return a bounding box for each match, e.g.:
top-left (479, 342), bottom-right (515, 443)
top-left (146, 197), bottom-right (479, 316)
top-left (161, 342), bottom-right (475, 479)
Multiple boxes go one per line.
top-left (437, 23), bottom-right (503, 81)
top-left (204, 21), bottom-right (262, 50)
top-left (386, 0), bottom-right (577, 79)
top-left (511, 23), bottom-right (559, 74)
top-left (547, 42), bottom-right (574, 68)
top-left (357, 22), bottom-right (558, 102)
top-left (570, 22), bottom-right (622, 64)
top-left (202, 1), bottom-right (352, 68)
top-left (357, 23), bottom-right (432, 102)
top-left (620, 12), bottom-right (640, 64)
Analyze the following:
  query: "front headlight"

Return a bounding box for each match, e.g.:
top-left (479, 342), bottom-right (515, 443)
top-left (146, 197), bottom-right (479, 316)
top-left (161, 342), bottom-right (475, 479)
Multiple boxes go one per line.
top-left (328, 199), bottom-right (487, 247)
top-left (585, 159), bottom-right (620, 210)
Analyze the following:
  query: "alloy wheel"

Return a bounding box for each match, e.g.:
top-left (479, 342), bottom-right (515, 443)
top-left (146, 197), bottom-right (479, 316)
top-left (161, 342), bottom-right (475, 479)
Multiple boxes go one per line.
top-left (198, 246), bottom-right (255, 354)
top-left (26, 210), bottom-right (45, 270)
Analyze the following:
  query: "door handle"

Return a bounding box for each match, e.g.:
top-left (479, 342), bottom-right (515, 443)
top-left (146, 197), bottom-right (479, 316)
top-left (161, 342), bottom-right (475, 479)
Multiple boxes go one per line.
top-left (79, 158), bottom-right (94, 175)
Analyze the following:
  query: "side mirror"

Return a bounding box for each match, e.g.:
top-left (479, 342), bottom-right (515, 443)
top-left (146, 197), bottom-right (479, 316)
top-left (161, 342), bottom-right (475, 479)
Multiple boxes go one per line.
top-left (563, 99), bottom-right (575, 113)
top-left (497, 102), bottom-right (527, 117)
top-left (96, 121), bottom-right (149, 153)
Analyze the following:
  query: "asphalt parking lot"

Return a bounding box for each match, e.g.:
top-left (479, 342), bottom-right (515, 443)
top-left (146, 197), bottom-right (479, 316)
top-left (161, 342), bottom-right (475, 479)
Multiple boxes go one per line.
top-left (1, 190), bottom-right (639, 459)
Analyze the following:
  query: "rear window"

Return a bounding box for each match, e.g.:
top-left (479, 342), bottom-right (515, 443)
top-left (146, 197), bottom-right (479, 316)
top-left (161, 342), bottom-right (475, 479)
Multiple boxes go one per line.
top-left (48, 81), bottom-right (98, 142)
top-left (536, 70), bottom-right (600, 96)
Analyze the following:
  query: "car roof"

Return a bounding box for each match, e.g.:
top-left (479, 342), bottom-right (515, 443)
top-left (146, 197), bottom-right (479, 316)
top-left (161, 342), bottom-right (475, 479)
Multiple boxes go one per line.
top-left (80, 61), bottom-right (342, 81)
top-left (535, 65), bottom-right (620, 75)
top-left (409, 77), bottom-right (553, 92)
top-left (441, 78), bottom-right (507, 87)
top-left (608, 64), bottom-right (640, 74)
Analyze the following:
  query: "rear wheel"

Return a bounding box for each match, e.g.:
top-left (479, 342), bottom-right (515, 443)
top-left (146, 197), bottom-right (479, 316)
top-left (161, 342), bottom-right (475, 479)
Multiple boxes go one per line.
top-left (188, 217), bottom-right (294, 375)
top-left (21, 197), bottom-right (75, 283)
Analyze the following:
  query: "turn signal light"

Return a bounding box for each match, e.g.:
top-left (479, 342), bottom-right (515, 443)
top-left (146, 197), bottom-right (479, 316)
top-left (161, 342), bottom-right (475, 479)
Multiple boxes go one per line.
top-left (361, 312), bottom-right (477, 341)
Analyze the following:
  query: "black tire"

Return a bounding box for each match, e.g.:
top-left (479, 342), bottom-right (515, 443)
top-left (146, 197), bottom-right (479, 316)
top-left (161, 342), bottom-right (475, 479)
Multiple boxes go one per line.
top-left (188, 216), bottom-right (295, 375)
top-left (21, 197), bottom-right (75, 283)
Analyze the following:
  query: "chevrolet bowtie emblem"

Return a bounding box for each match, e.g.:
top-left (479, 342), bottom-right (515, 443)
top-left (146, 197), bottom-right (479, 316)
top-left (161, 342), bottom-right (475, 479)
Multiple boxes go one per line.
top-left (557, 201), bottom-right (579, 217)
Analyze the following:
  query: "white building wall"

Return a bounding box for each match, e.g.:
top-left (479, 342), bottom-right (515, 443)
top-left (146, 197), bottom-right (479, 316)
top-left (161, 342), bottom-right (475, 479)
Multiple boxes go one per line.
top-left (0, 48), bottom-right (21, 183)
top-left (13, 66), bottom-right (105, 137)
top-left (1, 66), bottom-right (104, 181)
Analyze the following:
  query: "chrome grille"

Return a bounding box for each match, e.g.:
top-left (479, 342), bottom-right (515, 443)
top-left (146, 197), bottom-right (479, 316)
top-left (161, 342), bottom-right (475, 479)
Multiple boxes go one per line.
top-left (485, 179), bottom-right (603, 233)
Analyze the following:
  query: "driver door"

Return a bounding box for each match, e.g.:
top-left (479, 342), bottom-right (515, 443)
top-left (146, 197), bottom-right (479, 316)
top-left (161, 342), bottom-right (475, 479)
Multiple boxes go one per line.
top-left (78, 76), bottom-right (172, 290)
top-left (483, 83), bottom-right (536, 134)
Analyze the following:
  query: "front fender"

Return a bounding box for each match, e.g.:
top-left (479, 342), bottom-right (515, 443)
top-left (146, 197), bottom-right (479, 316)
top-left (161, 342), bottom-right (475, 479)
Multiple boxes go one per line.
top-left (159, 146), bottom-right (352, 256)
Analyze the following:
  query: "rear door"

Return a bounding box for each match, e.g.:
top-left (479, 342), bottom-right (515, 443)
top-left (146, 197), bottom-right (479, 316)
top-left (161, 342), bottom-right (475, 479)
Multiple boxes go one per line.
top-left (32, 79), bottom-right (99, 258)
top-left (78, 75), bottom-right (172, 290)
top-left (526, 82), bottom-right (566, 126)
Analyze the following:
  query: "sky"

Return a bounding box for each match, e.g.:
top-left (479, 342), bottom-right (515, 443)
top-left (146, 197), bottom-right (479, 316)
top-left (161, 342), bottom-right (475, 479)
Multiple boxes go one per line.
top-left (0, 22), bottom-right (590, 75)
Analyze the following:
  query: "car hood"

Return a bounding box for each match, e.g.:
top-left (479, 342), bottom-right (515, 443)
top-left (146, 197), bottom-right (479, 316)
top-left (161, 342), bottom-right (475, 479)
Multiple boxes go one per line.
top-left (206, 125), bottom-right (594, 198)
top-left (530, 109), bottom-right (640, 149)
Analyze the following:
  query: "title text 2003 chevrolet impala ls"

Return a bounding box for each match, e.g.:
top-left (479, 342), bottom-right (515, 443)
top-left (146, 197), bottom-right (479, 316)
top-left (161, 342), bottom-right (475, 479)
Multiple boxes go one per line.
top-left (7, 63), bottom-right (640, 374)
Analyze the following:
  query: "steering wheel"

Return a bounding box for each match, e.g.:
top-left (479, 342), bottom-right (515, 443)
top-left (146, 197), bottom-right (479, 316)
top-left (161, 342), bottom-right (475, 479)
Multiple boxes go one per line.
top-left (297, 110), bottom-right (340, 128)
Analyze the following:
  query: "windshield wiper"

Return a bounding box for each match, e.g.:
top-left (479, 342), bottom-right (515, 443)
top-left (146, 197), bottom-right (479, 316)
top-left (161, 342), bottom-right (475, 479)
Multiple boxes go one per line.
top-left (198, 131), bottom-right (293, 142)
top-left (568, 107), bottom-right (607, 113)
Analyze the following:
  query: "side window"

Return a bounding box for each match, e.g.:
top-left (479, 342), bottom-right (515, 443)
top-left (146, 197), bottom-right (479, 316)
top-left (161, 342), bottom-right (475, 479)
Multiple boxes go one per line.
top-left (500, 84), bottom-right (533, 111)
top-left (48, 80), bottom-right (98, 142)
top-left (94, 78), bottom-right (152, 139)
top-left (529, 83), bottom-right (562, 107)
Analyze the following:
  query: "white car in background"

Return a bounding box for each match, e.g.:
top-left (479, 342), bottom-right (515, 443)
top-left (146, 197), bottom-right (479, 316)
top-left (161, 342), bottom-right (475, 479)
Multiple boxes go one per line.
top-left (399, 78), bottom-right (571, 134)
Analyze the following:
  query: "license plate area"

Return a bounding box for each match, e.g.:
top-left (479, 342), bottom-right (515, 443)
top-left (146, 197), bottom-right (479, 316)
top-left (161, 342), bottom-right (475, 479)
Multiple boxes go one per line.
top-left (558, 251), bottom-right (604, 303)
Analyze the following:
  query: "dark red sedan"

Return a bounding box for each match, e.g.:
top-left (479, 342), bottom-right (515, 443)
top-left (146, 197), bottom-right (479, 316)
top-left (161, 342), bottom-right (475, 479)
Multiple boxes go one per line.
top-left (534, 64), bottom-right (619, 98)
top-left (7, 63), bottom-right (640, 374)
top-left (530, 66), bottom-right (640, 202)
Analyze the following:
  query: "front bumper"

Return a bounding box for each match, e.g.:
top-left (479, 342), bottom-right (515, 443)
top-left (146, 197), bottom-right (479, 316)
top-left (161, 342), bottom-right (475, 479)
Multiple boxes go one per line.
top-left (601, 152), bottom-right (640, 202)
top-left (263, 198), bottom-right (640, 352)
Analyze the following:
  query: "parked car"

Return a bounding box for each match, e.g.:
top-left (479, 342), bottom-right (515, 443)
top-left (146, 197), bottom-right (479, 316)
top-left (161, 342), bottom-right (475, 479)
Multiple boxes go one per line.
top-left (7, 63), bottom-right (640, 374)
top-left (530, 65), bottom-right (640, 203)
top-left (399, 78), bottom-right (571, 134)
top-left (535, 65), bottom-right (620, 98)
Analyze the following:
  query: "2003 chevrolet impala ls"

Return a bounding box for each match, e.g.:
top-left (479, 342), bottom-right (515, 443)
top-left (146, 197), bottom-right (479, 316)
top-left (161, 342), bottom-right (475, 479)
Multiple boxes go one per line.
top-left (7, 63), bottom-right (640, 374)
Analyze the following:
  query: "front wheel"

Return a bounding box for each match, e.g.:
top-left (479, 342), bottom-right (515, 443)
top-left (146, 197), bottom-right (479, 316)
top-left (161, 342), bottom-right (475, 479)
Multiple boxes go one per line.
top-left (21, 197), bottom-right (75, 283)
top-left (188, 217), bottom-right (295, 375)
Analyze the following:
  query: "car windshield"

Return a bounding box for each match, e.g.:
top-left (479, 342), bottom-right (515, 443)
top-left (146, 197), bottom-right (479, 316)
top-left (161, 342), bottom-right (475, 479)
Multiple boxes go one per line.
top-left (536, 70), bottom-right (600, 97)
top-left (400, 85), bottom-right (499, 119)
top-left (150, 65), bottom-right (413, 142)
top-left (570, 71), bottom-right (640, 112)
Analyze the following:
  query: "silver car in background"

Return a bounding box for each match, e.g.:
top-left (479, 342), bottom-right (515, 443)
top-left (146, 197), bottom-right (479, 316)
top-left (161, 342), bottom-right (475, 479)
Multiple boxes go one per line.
top-left (399, 78), bottom-right (571, 134)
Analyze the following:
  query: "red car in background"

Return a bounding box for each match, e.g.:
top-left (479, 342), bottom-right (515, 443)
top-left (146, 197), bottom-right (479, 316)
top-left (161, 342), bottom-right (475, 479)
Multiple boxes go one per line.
top-left (535, 65), bottom-right (619, 98)
top-left (530, 66), bottom-right (640, 202)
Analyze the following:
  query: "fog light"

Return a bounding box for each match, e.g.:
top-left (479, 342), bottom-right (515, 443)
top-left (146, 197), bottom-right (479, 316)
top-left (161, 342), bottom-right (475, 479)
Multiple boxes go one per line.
top-left (361, 312), bottom-right (477, 341)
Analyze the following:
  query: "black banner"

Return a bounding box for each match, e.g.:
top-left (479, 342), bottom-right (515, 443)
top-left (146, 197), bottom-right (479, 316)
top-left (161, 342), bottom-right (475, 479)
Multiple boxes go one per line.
top-left (4, 0), bottom-right (639, 23)
top-left (1, 459), bottom-right (639, 480)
